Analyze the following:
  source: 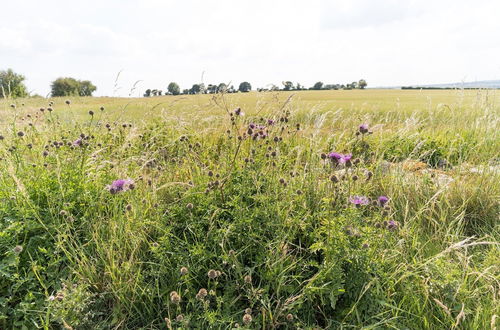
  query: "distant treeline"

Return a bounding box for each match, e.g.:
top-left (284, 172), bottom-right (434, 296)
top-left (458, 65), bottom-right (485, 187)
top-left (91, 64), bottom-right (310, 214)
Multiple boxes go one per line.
top-left (143, 80), bottom-right (368, 97)
top-left (401, 86), bottom-right (499, 90)
top-left (1, 68), bottom-right (370, 99)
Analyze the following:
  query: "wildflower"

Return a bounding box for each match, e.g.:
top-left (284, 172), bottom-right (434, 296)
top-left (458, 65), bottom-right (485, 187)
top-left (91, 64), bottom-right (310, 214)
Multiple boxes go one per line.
top-left (56, 292), bottom-right (64, 301)
top-left (330, 175), bottom-right (339, 183)
top-left (73, 138), bottom-right (83, 147)
top-left (17, 131), bottom-right (24, 137)
top-left (186, 203), bottom-right (194, 209)
top-left (43, 150), bottom-right (49, 157)
top-left (244, 275), bottom-right (252, 284)
top-left (286, 313), bottom-right (294, 321)
top-left (196, 288), bottom-right (208, 300)
top-left (243, 313), bottom-right (252, 324)
top-left (13, 245), bottom-right (23, 254)
top-left (65, 100), bottom-right (71, 105)
top-left (328, 152), bottom-right (343, 162)
top-left (48, 295), bottom-right (55, 301)
top-left (267, 119), bottom-right (275, 125)
top-left (180, 267), bottom-right (188, 275)
top-left (359, 124), bottom-right (369, 134)
top-left (106, 179), bottom-right (134, 194)
top-left (245, 308), bottom-right (252, 314)
top-left (208, 269), bottom-right (218, 279)
top-left (328, 152), bottom-right (352, 166)
top-left (387, 220), bottom-right (399, 230)
top-left (88, 110), bottom-right (94, 116)
top-left (378, 196), bottom-right (389, 206)
top-left (349, 196), bottom-right (370, 207)
top-left (341, 154), bottom-right (353, 166)
top-left (170, 291), bottom-right (181, 304)
top-left (234, 108), bottom-right (243, 116)
top-left (125, 204), bottom-right (132, 212)
top-left (176, 314), bottom-right (184, 322)
top-left (100, 106), bottom-right (104, 111)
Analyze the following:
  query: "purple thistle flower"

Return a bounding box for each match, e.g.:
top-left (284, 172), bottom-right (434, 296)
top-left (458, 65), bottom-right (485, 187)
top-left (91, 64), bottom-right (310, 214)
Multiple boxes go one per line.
top-left (328, 152), bottom-right (343, 161)
top-left (328, 152), bottom-right (352, 165)
top-left (107, 179), bottom-right (134, 194)
top-left (234, 108), bottom-right (244, 116)
top-left (359, 124), bottom-right (369, 134)
top-left (267, 119), bottom-right (275, 125)
top-left (73, 138), bottom-right (83, 147)
top-left (349, 196), bottom-right (370, 207)
top-left (378, 195), bottom-right (389, 206)
top-left (387, 220), bottom-right (399, 230)
top-left (339, 153), bottom-right (352, 164)
top-left (249, 123), bottom-right (256, 129)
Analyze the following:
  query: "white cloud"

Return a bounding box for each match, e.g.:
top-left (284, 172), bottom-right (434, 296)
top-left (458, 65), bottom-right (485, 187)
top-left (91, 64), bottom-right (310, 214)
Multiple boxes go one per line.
top-left (1, 0), bottom-right (499, 96)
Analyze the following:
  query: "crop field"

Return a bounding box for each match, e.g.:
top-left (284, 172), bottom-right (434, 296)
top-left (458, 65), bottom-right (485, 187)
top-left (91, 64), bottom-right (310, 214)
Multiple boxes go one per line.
top-left (0, 89), bottom-right (499, 329)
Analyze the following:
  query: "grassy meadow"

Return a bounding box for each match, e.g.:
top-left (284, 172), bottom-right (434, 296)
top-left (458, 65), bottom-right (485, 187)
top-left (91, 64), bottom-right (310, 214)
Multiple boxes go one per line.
top-left (0, 89), bottom-right (499, 329)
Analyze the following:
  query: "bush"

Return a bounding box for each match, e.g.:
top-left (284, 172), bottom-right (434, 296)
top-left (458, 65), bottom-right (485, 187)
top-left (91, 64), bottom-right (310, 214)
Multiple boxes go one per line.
top-left (51, 77), bottom-right (96, 97)
top-left (0, 69), bottom-right (28, 98)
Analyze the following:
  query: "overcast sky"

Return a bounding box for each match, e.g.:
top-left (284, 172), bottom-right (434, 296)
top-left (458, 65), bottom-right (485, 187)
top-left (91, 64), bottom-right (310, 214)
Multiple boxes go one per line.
top-left (2, 0), bottom-right (499, 96)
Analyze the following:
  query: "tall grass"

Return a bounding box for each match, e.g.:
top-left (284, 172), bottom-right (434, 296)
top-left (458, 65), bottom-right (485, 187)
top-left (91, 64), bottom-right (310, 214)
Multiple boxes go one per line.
top-left (0, 90), bottom-right (498, 329)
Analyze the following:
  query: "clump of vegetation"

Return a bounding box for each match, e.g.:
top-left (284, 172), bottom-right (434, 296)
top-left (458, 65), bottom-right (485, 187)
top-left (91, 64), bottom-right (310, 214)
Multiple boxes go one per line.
top-left (0, 69), bottom-right (29, 98)
top-left (0, 91), bottom-right (498, 328)
top-left (50, 77), bottom-right (97, 97)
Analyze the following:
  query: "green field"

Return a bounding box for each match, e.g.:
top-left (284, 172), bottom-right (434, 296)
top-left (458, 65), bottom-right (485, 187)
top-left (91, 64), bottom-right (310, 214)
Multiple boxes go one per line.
top-left (0, 90), bottom-right (499, 329)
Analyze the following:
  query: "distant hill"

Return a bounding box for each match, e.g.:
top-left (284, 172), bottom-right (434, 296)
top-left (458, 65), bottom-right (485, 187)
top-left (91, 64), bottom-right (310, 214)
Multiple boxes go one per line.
top-left (378, 80), bottom-right (500, 89)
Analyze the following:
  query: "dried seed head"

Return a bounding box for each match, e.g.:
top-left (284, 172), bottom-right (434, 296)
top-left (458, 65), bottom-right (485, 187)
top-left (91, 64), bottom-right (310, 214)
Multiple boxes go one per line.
top-left (170, 291), bottom-right (181, 304)
top-left (243, 313), bottom-right (252, 324)
top-left (196, 288), bottom-right (208, 300)
top-left (13, 245), bottom-right (23, 254)
top-left (245, 308), bottom-right (252, 314)
top-left (175, 314), bottom-right (184, 322)
top-left (186, 203), bottom-right (193, 209)
top-left (180, 267), bottom-right (188, 276)
top-left (208, 269), bottom-right (218, 279)
top-left (65, 100), bottom-right (71, 105)
top-left (286, 313), bottom-right (294, 321)
top-left (244, 275), bottom-right (252, 284)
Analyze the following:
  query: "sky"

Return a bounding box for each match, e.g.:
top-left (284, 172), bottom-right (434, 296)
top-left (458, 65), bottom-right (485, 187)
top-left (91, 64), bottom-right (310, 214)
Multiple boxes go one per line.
top-left (1, 0), bottom-right (500, 97)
